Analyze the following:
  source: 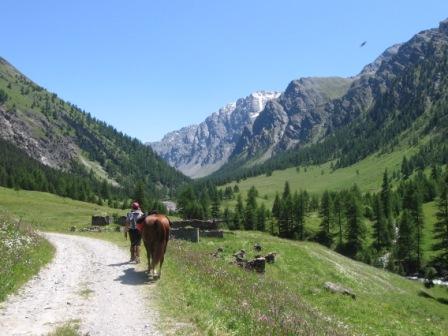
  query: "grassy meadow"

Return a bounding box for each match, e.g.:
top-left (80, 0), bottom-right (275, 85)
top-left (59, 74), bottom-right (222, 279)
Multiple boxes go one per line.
top-left (0, 186), bottom-right (124, 231)
top-left (221, 147), bottom-right (416, 210)
top-left (155, 231), bottom-right (448, 336)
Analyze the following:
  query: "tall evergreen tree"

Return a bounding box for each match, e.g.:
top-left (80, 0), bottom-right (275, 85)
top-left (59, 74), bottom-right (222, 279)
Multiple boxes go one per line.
top-left (279, 194), bottom-right (294, 238)
top-left (380, 170), bottom-right (395, 245)
top-left (345, 192), bottom-right (366, 258)
top-left (256, 203), bottom-right (267, 232)
top-left (133, 182), bottom-right (146, 209)
top-left (282, 181), bottom-right (291, 200)
top-left (317, 191), bottom-right (333, 247)
top-left (210, 193), bottom-right (221, 219)
top-left (272, 193), bottom-right (281, 218)
top-left (396, 209), bottom-right (418, 274)
top-left (244, 188), bottom-right (257, 230)
top-left (293, 191), bottom-right (306, 240)
top-left (232, 194), bottom-right (244, 230)
top-left (372, 194), bottom-right (390, 250)
top-left (223, 207), bottom-right (232, 229)
top-left (433, 171), bottom-right (448, 266)
top-left (333, 192), bottom-right (344, 247)
top-left (402, 182), bottom-right (424, 270)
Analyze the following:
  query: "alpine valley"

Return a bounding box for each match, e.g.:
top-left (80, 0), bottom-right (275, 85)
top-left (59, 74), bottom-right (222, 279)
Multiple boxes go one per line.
top-left (151, 19), bottom-right (448, 185)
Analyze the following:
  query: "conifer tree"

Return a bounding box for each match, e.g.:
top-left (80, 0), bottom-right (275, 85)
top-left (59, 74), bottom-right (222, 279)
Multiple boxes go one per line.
top-left (380, 170), bottom-right (395, 245)
top-left (433, 171), bottom-right (448, 265)
top-left (279, 194), bottom-right (294, 238)
top-left (244, 189), bottom-right (257, 230)
top-left (317, 191), bottom-right (333, 247)
top-left (233, 194), bottom-right (244, 230)
top-left (402, 182), bottom-right (424, 270)
top-left (272, 193), bottom-right (281, 218)
top-left (396, 209), bottom-right (418, 274)
top-left (293, 191), bottom-right (306, 240)
top-left (133, 182), bottom-right (146, 209)
top-left (401, 156), bottom-right (411, 179)
top-left (211, 194), bottom-right (221, 219)
top-left (282, 181), bottom-right (291, 200)
top-left (223, 207), bottom-right (232, 228)
top-left (345, 192), bottom-right (366, 258)
top-left (256, 203), bottom-right (267, 232)
top-left (372, 194), bottom-right (390, 250)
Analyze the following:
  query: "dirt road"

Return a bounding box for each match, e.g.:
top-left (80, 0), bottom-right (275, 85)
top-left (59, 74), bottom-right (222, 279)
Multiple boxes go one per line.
top-left (0, 233), bottom-right (161, 335)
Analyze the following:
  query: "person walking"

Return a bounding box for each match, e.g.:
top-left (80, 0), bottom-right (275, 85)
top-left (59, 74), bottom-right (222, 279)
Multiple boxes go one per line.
top-left (125, 202), bottom-right (143, 263)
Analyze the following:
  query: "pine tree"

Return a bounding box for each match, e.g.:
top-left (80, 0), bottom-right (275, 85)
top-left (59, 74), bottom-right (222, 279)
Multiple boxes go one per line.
top-left (317, 191), bottom-right (333, 247)
top-left (256, 203), bottom-right (267, 232)
top-left (232, 194), bottom-right (244, 230)
top-left (272, 193), bottom-right (281, 218)
top-left (333, 192), bottom-right (345, 247)
top-left (133, 182), bottom-right (146, 209)
top-left (396, 209), bottom-right (418, 274)
top-left (293, 191), bottom-right (306, 240)
top-left (244, 190), bottom-right (257, 230)
top-left (380, 170), bottom-right (395, 246)
top-left (401, 156), bottom-right (411, 179)
top-left (345, 192), bottom-right (366, 258)
top-left (282, 181), bottom-right (291, 200)
top-left (279, 194), bottom-right (293, 238)
top-left (402, 182), bottom-right (424, 270)
top-left (211, 194), bottom-right (221, 219)
top-left (372, 195), bottom-right (390, 250)
top-left (433, 171), bottom-right (448, 265)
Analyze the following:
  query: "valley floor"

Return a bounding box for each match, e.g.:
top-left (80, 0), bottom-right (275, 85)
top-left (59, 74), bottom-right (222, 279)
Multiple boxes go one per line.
top-left (0, 233), bottom-right (160, 336)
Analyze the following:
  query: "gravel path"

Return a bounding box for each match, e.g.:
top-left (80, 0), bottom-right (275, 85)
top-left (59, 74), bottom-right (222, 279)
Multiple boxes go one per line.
top-left (0, 233), bottom-right (161, 336)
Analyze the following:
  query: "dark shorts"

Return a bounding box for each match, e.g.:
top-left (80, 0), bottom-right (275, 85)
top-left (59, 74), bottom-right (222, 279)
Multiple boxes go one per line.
top-left (129, 229), bottom-right (142, 246)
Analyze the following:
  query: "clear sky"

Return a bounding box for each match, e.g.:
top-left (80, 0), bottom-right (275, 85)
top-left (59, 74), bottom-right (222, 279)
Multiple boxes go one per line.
top-left (1, 1), bottom-right (448, 142)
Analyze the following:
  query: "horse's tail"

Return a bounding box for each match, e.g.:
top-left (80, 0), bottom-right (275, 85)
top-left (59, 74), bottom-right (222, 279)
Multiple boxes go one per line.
top-left (153, 217), bottom-right (169, 266)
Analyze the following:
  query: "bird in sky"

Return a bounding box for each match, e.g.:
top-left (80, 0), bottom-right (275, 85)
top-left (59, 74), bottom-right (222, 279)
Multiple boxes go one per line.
top-left (360, 41), bottom-right (367, 47)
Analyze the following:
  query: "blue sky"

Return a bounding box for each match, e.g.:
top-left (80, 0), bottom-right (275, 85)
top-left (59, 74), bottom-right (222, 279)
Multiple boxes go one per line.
top-left (1, 1), bottom-right (448, 142)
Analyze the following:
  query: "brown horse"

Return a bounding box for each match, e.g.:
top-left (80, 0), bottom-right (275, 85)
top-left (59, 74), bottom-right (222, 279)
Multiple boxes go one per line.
top-left (140, 213), bottom-right (170, 278)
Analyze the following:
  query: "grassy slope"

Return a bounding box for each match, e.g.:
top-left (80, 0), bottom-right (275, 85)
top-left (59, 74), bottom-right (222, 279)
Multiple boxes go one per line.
top-left (222, 147), bottom-right (415, 210)
top-left (157, 231), bottom-right (448, 336)
top-left (0, 186), bottom-right (122, 231)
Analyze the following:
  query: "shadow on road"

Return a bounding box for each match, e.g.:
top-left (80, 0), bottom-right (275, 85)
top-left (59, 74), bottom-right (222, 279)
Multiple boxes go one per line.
top-left (113, 267), bottom-right (156, 285)
top-left (108, 261), bottom-right (131, 267)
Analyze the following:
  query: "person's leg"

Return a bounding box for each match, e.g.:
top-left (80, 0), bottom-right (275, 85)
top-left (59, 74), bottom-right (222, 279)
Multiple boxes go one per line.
top-left (134, 231), bottom-right (142, 263)
top-left (135, 245), bottom-right (140, 263)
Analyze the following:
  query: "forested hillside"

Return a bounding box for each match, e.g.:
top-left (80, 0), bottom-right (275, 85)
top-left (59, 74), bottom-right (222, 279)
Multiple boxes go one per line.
top-left (0, 58), bottom-right (189, 201)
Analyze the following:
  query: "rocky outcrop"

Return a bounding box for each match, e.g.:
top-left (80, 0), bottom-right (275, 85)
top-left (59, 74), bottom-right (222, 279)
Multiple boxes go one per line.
top-left (0, 106), bottom-right (76, 169)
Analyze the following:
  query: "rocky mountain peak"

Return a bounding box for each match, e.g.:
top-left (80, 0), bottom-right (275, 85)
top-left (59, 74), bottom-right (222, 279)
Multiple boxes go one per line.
top-left (439, 18), bottom-right (448, 34)
top-left (149, 90), bottom-right (280, 178)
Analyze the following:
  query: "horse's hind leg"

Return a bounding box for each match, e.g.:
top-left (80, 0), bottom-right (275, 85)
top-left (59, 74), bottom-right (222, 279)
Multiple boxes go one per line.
top-left (144, 241), bottom-right (151, 275)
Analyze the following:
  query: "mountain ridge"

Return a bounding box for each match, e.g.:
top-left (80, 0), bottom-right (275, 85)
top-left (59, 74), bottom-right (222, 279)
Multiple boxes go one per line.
top-left (0, 58), bottom-right (189, 197)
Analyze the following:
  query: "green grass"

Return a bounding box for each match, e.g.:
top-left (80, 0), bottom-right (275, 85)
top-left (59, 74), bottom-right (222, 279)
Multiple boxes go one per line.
top-left (47, 322), bottom-right (80, 336)
top-left (0, 212), bottom-right (55, 302)
top-left (0, 186), bottom-right (123, 231)
top-left (222, 147), bottom-right (416, 209)
top-left (156, 231), bottom-right (448, 336)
